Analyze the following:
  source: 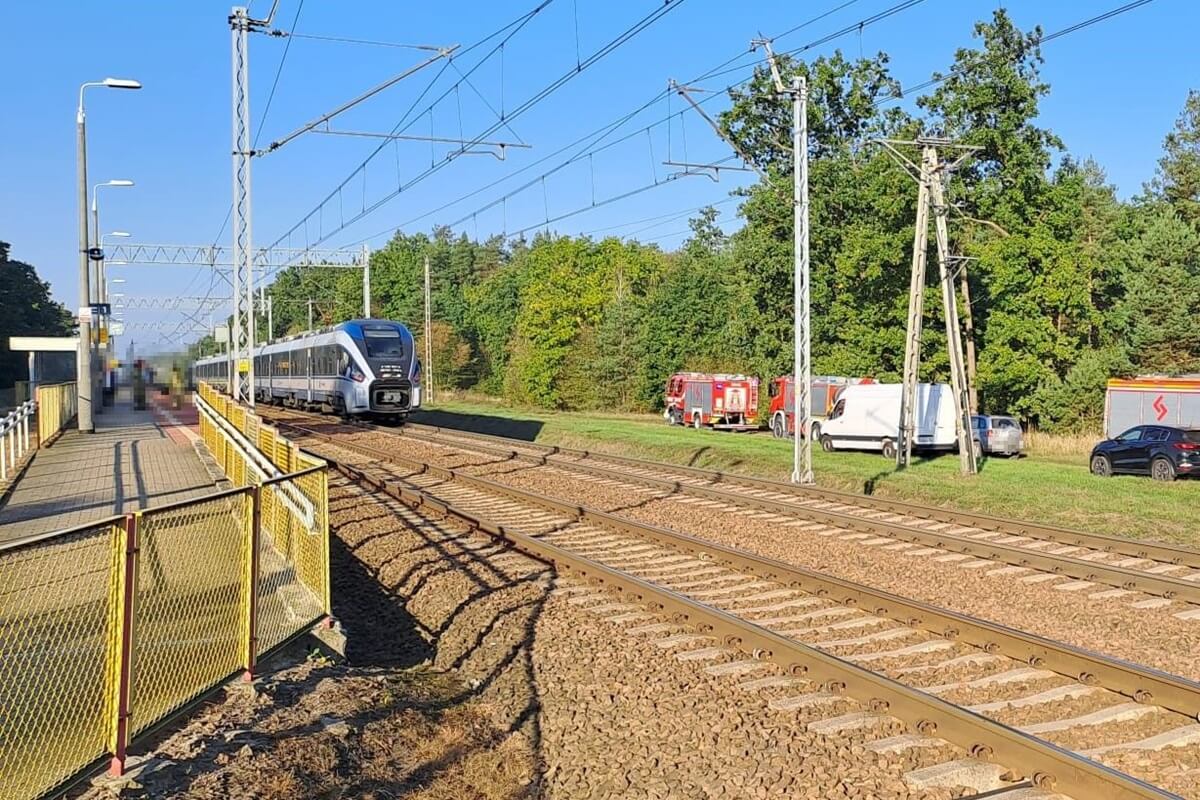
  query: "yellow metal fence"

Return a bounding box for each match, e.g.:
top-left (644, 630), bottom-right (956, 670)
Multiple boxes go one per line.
top-left (0, 386), bottom-right (330, 800)
top-left (35, 382), bottom-right (77, 445)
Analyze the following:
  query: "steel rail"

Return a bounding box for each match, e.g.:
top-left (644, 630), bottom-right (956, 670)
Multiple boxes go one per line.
top-left (317, 444), bottom-right (1182, 800)
top-left (398, 420), bottom-right (1200, 568)
top-left (276, 418), bottom-right (1200, 723)
top-left (298, 415), bottom-right (1200, 606)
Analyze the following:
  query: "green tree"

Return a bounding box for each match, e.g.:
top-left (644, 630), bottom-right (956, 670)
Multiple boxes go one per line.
top-left (1148, 89), bottom-right (1200, 228)
top-left (0, 241), bottom-right (72, 389)
top-left (1113, 206), bottom-right (1200, 374)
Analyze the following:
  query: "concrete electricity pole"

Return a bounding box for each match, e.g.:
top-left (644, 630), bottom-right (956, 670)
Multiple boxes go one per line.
top-left (929, 161), bottom-right (977, 475)
top-left (424, 254), bottom-right (434, 404)
top-left (877, 137), bottom-right (979, 475)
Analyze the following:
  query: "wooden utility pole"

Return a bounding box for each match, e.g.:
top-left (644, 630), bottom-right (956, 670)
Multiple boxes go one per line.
top-left (877, 137), bottom-right (979, 475)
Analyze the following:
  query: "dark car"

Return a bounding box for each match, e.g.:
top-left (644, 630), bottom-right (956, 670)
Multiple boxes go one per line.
top-left (1089, 425), bottom-right (1200, 481)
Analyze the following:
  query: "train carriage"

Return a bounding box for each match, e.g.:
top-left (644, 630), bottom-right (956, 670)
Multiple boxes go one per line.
top-left (193, 318), bottom-right (422, 421)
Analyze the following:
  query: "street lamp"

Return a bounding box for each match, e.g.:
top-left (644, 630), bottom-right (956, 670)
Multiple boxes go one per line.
top-left (91, 187), bottom-right (133, 408)
top-left (76, 77), bottom-right (140, 432)
top-left (93, 184), bottom-right (133, 299)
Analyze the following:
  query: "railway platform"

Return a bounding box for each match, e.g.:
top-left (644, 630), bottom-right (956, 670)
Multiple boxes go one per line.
top-left (0, 389), bottom-right (218, 541)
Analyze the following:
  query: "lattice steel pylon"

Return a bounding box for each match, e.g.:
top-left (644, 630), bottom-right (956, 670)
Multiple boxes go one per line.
top-left (230, 6), bottom-right (256, 405)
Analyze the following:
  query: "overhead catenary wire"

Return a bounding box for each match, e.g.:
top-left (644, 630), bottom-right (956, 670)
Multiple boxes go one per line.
top-left (343, 0), bottom-right (926, 248)
top-left (278, 32), bottom-right (444, 51)
top-left (261, 0), bottom-right (558, 258)
top-left (264, 0), bottom-right (686, 257)
top-left (252, 1), bottom-right (557, 288)
top-left (419, 0), bottom-right (1157, 248)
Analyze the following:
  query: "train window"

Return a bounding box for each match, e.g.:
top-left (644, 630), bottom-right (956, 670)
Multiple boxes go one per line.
top-left (336, 347), bottom-right (351, 375)
top-left (362, 328), bottom-right (404, 358)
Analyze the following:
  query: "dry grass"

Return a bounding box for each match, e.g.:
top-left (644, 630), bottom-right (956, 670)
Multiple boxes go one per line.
top-left (1023, 429), bottom-right (1104, 458)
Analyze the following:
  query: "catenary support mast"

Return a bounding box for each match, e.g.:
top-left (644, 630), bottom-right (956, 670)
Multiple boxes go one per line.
top-left (230, 6), bottom-right (256, 404)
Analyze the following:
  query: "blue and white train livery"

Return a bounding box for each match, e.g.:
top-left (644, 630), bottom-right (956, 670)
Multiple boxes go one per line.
top-left (194, 319), bottom-right (422, 420)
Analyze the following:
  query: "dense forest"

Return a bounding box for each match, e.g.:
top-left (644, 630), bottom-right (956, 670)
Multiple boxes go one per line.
top-left (255, 11), bottom-right (1200, 432)
top-left (0, 241), bottom-right (73, 389)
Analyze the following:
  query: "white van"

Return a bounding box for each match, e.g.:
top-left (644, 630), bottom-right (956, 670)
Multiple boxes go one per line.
top-left (811, 383), bottom-right (958, 458)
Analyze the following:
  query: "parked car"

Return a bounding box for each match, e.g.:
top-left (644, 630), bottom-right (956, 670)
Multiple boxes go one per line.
top-left (1089, 425), bottom-right (1200, 481)
top-left (971, 414), bottom-right (1024, 457)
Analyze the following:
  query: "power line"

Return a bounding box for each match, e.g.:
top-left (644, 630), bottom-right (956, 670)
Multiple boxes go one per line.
top-left (343, 0), bottom-right (924, 248)
top-left (261, 0), bottom-right (558, 256)
top-left (440, 0), bottom-right (1155, 246)
top-left (256, 0), bottom-right (305, 148)
top-left (281, 32), bottom-right (444, 51)
top-left (580, 196), bottom-right (737, 236)
top-left (870, 0), bottom-right (1156, 110)
top-left (264, 0), bottom-right (686, 257)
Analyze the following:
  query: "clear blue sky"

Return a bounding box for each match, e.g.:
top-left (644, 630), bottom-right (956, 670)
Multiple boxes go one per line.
top-left (1, 0), bottom-right (1195, 350)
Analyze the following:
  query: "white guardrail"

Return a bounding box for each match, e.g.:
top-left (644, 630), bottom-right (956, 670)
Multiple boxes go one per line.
top-left (0, 401), bottom-right (35, 481)
top-left (193, 392), bottom-right (318, 531)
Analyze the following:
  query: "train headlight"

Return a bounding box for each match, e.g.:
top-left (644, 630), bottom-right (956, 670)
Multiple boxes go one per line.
top-left (350, 366), bottom-right (366, 383)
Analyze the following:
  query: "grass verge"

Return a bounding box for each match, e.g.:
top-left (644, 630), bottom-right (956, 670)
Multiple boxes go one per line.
top-left (413, 398), bottom-right (1198, 546)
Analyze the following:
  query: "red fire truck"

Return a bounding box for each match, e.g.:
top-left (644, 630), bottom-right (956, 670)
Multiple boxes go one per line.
top-left (664, 372), bottom-right (759, 430)
top-left (767, 376), bottom-right (875, 438)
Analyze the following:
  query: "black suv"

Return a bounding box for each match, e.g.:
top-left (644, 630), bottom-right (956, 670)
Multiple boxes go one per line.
top-left (1089, 425), bottom-right (1200, 481)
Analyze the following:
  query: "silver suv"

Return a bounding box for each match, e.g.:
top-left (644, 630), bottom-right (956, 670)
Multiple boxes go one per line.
top-left (971, 414), bottom-right (1024, 457)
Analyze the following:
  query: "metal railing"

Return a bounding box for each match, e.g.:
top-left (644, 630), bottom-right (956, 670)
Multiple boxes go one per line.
top-left (0, 385), bottom-right (330, 800)
top-left (35, 382), bottom-right (77, 446)
top-left (0, 400), bottom-right (34, 481)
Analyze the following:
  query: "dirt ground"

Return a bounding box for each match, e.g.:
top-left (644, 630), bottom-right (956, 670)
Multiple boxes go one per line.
top-left (78, 649), bottom-right (534, 800)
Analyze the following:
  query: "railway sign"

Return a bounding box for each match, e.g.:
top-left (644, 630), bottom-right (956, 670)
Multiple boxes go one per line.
top-left (87, 247), bottom-right (104, 261)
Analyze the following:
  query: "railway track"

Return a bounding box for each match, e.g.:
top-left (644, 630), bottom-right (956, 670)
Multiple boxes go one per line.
top-left (359, 416), bottom-right (1200, 610)
top-left (267, 410), bottom-right (1200, 800)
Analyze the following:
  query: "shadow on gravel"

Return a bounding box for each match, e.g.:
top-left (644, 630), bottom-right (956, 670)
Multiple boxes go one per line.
top-left (334, 472), bottom-right (554, 791)
top-left (410, 408), bottom-right (544, 441)
top-left (333, 536), bottom-right (432, 667)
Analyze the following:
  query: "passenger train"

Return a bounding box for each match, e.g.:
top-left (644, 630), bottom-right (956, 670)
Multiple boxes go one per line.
top-left (193, 319), bottom-right (421, 421)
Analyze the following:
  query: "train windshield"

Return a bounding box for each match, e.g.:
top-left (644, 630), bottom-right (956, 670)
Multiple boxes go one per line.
top-left (362, 327), bottom-right (404, 358)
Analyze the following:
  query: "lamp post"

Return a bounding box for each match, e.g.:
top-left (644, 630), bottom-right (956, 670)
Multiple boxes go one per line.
top-left (99, 230), bottom-right (131, 308)
top-left (77, 78), bottom-right (140, 432)
top-left (91, 205), bottom-right (131, 408)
